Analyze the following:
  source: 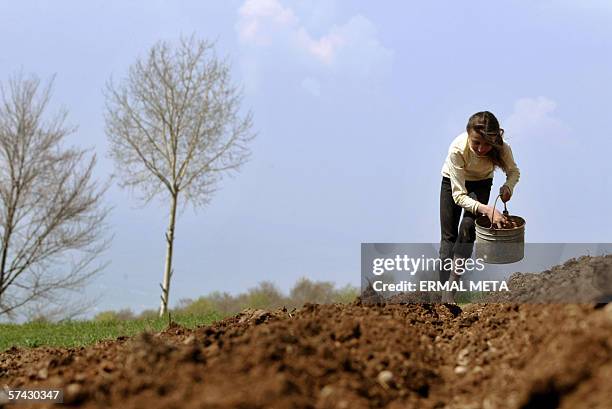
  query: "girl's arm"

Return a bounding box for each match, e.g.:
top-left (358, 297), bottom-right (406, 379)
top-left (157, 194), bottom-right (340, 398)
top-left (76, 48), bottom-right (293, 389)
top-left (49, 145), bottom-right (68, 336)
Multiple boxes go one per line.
top-left (448, 151), bottom-right (508, 227)
top-left (501, 142), bottom-right (520, 196)
top-left (447, 151), bottom-right (481, 215)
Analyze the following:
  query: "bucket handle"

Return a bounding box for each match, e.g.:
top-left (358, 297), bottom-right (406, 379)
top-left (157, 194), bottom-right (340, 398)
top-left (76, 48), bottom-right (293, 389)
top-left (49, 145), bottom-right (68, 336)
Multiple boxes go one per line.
top-left (489, 193), bottom-right (509, 230)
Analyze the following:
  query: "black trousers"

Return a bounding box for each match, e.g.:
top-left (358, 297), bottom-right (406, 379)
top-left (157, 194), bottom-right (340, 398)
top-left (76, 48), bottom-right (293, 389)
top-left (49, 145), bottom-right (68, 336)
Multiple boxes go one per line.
top-left (439, 176), bottom-right (492, 283)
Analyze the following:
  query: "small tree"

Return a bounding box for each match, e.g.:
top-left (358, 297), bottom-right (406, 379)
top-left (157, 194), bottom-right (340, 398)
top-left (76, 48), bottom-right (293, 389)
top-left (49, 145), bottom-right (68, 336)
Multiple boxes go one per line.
top-left (0, 73), bottom-right (110, 319)
top-left (289, 278), bottom-right (336, 306)
top-left (105, 36), bottom-right (255, 317)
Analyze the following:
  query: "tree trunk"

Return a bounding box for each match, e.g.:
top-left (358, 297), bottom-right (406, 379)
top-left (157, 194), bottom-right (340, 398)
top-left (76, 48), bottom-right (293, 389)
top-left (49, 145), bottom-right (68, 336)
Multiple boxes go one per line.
top-left (159, 192), bottom-right (178, 317)
top-left (0, 205), bottom-right (15, 305)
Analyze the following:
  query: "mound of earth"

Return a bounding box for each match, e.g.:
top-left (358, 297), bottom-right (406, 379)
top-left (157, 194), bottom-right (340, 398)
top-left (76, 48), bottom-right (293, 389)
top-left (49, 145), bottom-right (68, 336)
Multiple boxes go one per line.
top-left (1, 257), bottom-right (611, 408)
top-left (483, 255), bottom-right (612, 303)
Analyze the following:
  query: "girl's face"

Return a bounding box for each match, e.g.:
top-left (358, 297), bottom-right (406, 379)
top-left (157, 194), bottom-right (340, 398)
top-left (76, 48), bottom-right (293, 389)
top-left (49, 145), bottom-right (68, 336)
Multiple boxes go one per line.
top-left (468, 130), bottom-right (493, 157)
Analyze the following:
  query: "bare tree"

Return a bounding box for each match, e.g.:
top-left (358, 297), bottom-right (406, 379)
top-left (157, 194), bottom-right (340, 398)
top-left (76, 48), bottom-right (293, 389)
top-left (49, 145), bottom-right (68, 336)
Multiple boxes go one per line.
top-left (105, 36), bottom-right (255, 317)
top-left (0, 73), bottom-right (110, 319)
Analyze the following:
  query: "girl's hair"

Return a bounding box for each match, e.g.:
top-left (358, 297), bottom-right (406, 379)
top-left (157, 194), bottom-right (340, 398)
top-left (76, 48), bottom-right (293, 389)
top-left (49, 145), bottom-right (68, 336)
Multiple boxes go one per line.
top-left (466, 111), bottom-right (506, 169)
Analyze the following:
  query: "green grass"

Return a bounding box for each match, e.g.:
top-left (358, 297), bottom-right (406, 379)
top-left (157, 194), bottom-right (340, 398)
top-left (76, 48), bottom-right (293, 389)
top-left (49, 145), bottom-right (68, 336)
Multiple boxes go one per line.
top-left (0, 312), bottom-right (222, 352)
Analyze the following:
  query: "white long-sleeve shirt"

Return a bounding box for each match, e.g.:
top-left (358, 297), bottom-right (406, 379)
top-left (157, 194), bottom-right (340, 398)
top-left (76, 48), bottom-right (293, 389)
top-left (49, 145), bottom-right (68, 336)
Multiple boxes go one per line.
top-left (441, 132), bottom-right (520, 214)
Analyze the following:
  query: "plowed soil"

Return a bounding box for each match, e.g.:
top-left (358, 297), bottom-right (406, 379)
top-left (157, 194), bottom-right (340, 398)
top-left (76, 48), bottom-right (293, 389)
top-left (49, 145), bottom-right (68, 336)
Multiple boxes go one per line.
top-left (1, 256), bottom-right (611, 409)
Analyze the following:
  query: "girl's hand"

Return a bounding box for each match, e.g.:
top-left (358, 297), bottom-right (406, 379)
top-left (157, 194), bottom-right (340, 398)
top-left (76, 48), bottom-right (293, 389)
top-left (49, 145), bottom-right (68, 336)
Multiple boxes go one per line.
top-left (499, 185), bottom-right (512, 202)
top-left (480, 204), bottom-right (508, 228)
top-left (490, 208), bottom-right (508, 228)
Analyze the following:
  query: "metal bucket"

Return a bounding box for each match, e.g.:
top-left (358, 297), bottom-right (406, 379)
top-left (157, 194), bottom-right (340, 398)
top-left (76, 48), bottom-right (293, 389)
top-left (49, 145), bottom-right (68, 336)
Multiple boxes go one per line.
top-left (475, 195), bottom-right (525, 264)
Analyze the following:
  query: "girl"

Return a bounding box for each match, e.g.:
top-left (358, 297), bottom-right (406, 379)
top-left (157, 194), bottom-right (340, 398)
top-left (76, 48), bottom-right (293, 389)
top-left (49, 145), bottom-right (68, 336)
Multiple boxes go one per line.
top-left (439, 111), bottom-right (520, 303)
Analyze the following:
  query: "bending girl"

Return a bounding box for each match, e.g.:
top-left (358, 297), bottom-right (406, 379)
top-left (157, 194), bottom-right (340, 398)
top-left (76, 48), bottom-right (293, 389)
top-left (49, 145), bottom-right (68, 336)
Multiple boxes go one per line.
top-left (439, 111), bottom-right (520, 303)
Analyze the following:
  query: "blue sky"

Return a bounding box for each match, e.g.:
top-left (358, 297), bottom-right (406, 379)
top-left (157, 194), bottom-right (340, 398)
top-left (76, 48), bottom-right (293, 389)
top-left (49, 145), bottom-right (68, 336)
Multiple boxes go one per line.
top-left (1, 1), bottom-right (611, 314)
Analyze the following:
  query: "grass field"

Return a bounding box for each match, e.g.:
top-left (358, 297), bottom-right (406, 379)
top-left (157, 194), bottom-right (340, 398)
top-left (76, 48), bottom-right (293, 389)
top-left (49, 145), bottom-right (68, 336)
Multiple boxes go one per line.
top-left (0, 312), bottom-right (222, 351)
top-left (0, 289), bottom-right (477, 352)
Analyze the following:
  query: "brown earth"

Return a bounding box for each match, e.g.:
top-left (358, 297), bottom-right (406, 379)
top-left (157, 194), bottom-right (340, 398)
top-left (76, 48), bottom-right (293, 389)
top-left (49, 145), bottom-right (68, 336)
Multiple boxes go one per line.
top-left (1, 256), bottom-right (611, 409)
top-left (483, 255), bottom-right (612, 303)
